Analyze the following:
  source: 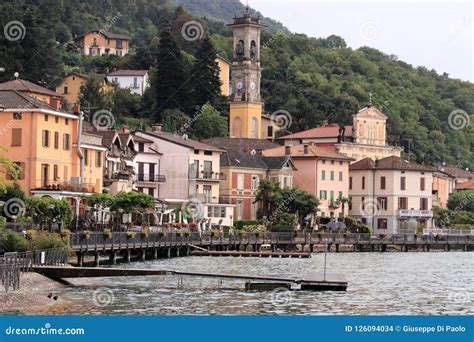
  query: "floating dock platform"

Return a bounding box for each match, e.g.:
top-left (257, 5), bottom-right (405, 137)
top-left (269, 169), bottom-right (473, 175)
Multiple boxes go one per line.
top-left (33, 267), bottom-right (347, 291)
top-left (190, 250), bottom-right (311, 258)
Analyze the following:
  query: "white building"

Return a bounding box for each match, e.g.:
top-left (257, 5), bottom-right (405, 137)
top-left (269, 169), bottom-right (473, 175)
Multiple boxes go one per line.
top-left (134, 127), bottom-right (234, 227)
top-left (107, 69), bottom-right (149, 95)
top-left (130, 133), bottom-right (165, 199)
top-left (349, 156), bottom-right (435, 234)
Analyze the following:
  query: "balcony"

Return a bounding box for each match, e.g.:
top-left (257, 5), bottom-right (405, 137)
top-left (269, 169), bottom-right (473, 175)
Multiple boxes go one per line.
top-left (135, 173), bottom-right (166, 183)
top-left (398, 209), bottom-right (433, 218)
top-left (188, 166), bottom-right (225, 182)
top-left (106, 172), bottom-right (131, 181)
top-left (32, 179), bottom-right (97, 193)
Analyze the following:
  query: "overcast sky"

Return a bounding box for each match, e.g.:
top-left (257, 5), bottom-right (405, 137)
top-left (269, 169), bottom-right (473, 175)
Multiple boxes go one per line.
top-left (246, 0), bottom-right (473, 82)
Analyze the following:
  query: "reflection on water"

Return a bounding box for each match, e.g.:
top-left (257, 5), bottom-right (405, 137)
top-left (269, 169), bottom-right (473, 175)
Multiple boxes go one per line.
top-left (33, 252), bottom-right (474, 315)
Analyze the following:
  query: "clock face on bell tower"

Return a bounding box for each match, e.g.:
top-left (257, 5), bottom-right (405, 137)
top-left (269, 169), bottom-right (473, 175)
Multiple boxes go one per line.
top-left (227, 7), bottom-right (266, 139)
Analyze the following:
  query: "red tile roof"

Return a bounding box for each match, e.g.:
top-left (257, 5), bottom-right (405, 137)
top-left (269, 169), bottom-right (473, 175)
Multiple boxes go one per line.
top-left (279, 124), bottom-right (352, 140)
top-left (75, 30), bottom-right (130, 41)
top-left (350, 156), bottom-right (436, 172)
top-left (203, 137), bottom-right (278, 152)
top-left (438, 166), bottom-right (474, 179)
top-left (455, 179), bottom-right (474, 190)
top-left (0, 79), bottom-right (60, 97)
top-left (108, 69), bottom-right (148, 76)
top-left (0, 90), bottom-right (63, 111)
top-left (263, 144), bottom-right (353, 161)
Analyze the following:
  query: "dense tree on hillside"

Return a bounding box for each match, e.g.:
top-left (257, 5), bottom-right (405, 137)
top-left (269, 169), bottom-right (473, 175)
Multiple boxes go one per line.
top-left (0, 0), bottom-right (471, 169)
top-left (447, 190), bottom-right (474, 213)
top-left (162, 108), bottom-right (188, 133)
top-left (112, 88), bottom-right (141, 117)
top-left (78, 77), bottom-right (111, 114)
top-left (0, 0), bottom-right (64, 85)
top-left (153, 29), bottom-right (190, 120)
top-left (189, 37), bottom-right (222, 109)
top-left (191, 104), bottom-right (228, 140)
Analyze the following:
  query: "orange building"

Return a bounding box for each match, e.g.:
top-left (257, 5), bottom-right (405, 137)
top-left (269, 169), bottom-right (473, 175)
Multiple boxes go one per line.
top-left (432, 170), bottom-right (455, 208)
top-left (75, 30), bottom-right (130, 56)
top-left (0, 81), bottom-right (105, 218)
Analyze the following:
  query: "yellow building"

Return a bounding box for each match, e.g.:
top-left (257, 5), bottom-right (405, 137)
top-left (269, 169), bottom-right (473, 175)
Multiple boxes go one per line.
top-left (0, 81), bottom-right (105, 217)
top-left (215, 55), bottom-right (230, 96)
top-left (56, 72), bottom-right (113, 105)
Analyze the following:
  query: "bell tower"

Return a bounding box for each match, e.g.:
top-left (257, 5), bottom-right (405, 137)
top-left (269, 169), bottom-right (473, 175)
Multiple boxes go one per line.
top-left (227, 7), bottom-right (265, 139)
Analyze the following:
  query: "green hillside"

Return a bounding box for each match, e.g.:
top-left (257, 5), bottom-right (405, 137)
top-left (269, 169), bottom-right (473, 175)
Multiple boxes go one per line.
top-left (170, 0), bottom-right (290, 33)
top-left (0, 0), bottom-right (472, 169)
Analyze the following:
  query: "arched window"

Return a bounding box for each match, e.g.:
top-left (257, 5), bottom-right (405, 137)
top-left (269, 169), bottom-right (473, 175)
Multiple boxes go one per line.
top-left (250, 40), bottom-right (257, 59)
top-left (251, 117), bottom-right (259, 138)
top-left (233, 116), bottom-right (242, 138)
top-left (236, 40), bottom-right (244, 60)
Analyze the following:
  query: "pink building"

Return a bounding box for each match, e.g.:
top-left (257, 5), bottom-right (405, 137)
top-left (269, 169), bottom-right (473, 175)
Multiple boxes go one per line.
top-left (263, 144), bottom-right (353, 218)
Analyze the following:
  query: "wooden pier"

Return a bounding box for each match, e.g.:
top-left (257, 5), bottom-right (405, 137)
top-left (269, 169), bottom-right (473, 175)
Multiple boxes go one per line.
top-left (69, 231), bottom-right (474, 267)
top-left (32, 266), bottom-right (347, 292)
top-left (190, 250), bottom-right (311, 258)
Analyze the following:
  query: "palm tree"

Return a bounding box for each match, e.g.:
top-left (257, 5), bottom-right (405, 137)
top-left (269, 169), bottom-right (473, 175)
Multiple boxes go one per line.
top-left (335, 196), bottom-right (351, 218)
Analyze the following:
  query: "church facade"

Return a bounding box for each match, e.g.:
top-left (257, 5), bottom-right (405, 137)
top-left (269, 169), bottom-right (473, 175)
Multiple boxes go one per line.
top-left (280, 105), bottom-right (402, 162)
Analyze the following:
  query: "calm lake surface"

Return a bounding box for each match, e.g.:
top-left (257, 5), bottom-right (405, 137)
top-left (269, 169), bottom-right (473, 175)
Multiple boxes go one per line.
top-left (41, 252), bottom-right (474, 315)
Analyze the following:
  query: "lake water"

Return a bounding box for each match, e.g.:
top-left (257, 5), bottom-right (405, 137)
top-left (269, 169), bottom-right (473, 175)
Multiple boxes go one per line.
top-left (36, 252), bottom-right (474, 315)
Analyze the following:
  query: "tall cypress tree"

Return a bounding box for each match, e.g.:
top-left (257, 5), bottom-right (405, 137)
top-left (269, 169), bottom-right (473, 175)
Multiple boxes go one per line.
top-left (153, 29), bottom-right (188, 121)
top-left (189, 37), bottom-right (222, 111)
top-left (0, 0), bottom-right (64, 86)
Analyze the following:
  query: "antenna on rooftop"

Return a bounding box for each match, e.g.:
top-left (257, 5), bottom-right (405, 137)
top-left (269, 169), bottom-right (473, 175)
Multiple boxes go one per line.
top-left (13, 72), bottom-right (19, 79)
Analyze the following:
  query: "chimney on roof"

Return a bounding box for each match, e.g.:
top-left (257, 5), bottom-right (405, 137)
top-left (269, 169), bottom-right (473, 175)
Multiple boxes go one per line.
top-left (303, 144), bottom-right (309, 154)
top-left (120, 124), bottom-right (130, 133)
top-left (285, 145), bottom-right (292, 156)
top-left (50, 97), bottom-right (61, 111)
top-left (151, 124), bottom-right (162, 132)
top-left (73, 103), bottom-right (81, 114)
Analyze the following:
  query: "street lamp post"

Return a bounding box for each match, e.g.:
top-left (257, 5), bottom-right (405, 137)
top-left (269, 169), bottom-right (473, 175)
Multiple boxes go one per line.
top-left (48, 203), bottom-right (55, 232)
